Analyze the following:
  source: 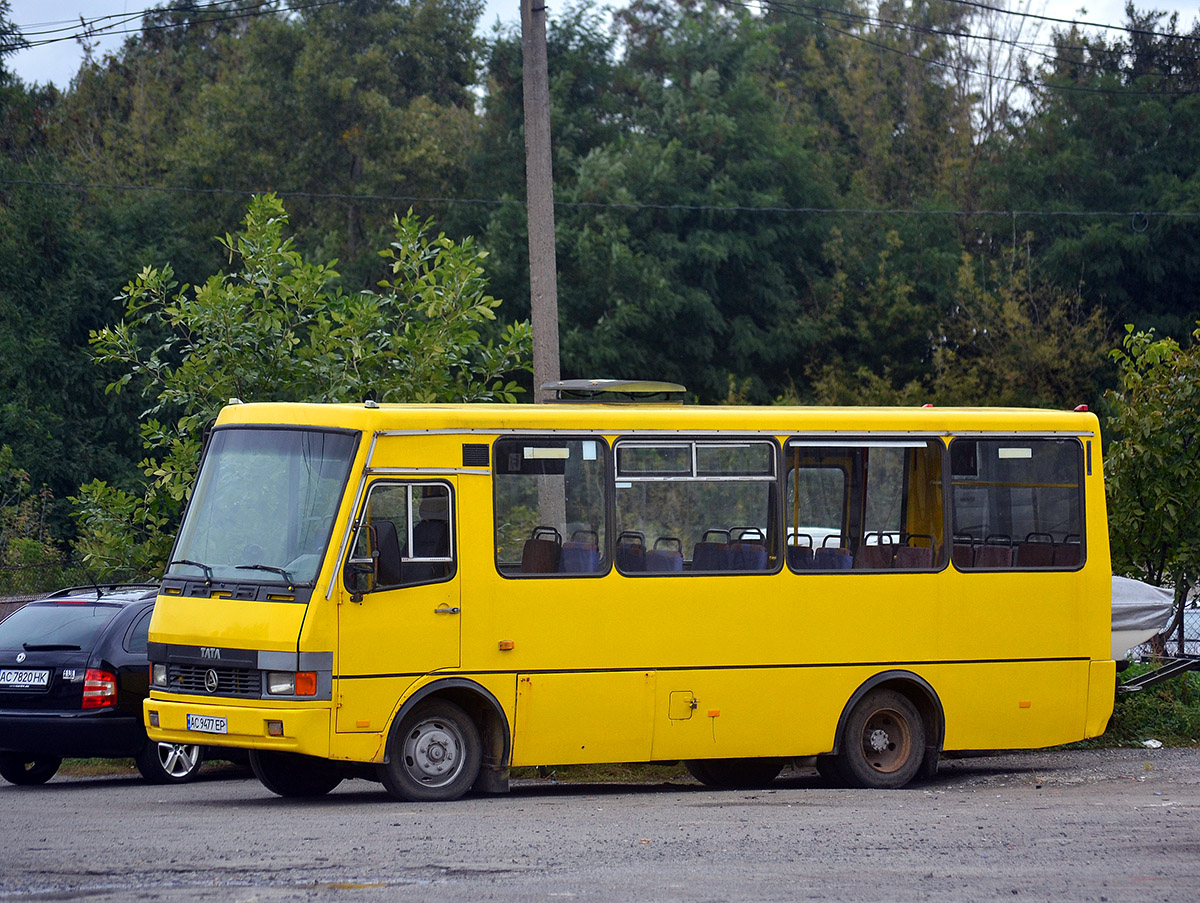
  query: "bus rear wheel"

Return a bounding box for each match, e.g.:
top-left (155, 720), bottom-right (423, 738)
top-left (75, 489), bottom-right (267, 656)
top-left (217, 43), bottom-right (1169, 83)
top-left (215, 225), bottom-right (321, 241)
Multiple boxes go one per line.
top-left (378, 700), bottom-right (481, 802)
top-left (685, 757), bottom-right (785, 789)
top-left (837, 688), bottom-right (925, 789)
top-left (250, 750), bottom-right (343, 798)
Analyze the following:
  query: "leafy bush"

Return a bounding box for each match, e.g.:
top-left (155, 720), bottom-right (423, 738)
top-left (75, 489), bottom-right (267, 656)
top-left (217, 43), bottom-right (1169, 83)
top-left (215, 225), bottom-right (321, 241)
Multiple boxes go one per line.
top-left (1072, 664), bottom-right (1200, 749)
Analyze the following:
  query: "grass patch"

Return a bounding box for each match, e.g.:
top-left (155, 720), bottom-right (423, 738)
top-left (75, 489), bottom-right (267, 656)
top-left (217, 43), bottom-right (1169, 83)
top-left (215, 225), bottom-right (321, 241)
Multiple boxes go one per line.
top-left (58, 758), bottom-right (138, 777)
top-left (1070, 663), bottom-right (1200, 749)
top-left (512, 762), bottom-right (691, 783)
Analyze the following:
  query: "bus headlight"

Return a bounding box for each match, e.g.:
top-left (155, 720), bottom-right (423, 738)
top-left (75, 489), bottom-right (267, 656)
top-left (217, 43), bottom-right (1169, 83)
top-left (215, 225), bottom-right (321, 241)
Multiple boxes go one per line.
top-left (151, 663), bottom-right (168, 687)
top-left (266, 671), bottom-right (317, 696)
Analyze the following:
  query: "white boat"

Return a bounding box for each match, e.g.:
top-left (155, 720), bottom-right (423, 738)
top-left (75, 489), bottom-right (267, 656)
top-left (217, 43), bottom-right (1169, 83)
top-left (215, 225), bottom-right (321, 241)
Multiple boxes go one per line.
top-left (1111, 576), bottom-right (1177, 659)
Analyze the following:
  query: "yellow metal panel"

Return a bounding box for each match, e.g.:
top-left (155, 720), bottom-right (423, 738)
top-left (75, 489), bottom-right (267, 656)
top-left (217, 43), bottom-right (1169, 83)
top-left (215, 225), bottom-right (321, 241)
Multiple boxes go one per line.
top-left (936, 660), bottom-right (1088, 750)
top-left (652, 668), bottom-right (852, 760)
top-left (512, 671), bottom-right (655, 765)
top-left (149, 595), bottom-right (305, 652)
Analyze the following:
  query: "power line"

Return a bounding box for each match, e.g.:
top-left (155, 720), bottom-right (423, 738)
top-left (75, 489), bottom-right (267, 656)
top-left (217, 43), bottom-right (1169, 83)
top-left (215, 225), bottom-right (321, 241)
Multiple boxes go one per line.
top-left (934, 0), bottom-right (1200, 42)
top-left (748, 0), bottom-right (1200, 73)
top-left (3, 178), bottom-right (1199, 221)
top-left (751, 0), bottom-right (1199, 96)
top-left (4, 0), bottom-right (342, 52)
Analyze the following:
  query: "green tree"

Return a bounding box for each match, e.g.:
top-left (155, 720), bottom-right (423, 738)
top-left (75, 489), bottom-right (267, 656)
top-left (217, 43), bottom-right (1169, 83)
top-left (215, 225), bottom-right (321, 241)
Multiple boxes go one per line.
top-left (982, 8), bottom-right (1200, 337)
top-left (74, 193), bottom-right (530, 576)
top-left (471, 1), bottom-right (836, 402)
top-left (53, 0), bottom-right (486, 285)
top-left (810, 238), bottom-right (1109, 408)
top-left (0, 445), bottom-right (60, 566)
top-left (1105, 324), bottom-right (1200, 653)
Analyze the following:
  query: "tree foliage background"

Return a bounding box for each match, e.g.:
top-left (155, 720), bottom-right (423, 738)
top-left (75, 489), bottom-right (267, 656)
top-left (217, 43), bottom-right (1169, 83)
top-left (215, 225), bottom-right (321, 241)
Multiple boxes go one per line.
top-left (1, 0), bottom-right (1199, 585)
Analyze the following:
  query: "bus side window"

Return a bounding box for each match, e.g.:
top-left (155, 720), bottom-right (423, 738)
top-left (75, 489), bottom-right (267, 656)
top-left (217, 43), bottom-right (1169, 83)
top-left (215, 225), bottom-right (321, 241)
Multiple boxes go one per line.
top-left (785, 440), bottom-right (946, 572)
top-left (493, 438), bottom-right (609, 578)
top-left (344, 482), bottom-right (455, 592)
top-left (950, 438), bottom-right (1085, 571)
top-left (613, 439), bottom-right (778, 575)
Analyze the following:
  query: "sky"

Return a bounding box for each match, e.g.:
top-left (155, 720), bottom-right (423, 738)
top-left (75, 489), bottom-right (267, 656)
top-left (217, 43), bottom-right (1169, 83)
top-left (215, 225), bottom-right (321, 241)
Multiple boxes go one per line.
top-left (5, 0), bottom-right (1199, 89)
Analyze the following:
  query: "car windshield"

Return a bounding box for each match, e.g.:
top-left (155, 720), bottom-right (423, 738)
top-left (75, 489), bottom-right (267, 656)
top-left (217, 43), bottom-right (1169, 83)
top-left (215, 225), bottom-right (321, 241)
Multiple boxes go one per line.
top-left (166, 427), bottom-right (358, 586)
top-left (0, 603), bottom-right (121, 650)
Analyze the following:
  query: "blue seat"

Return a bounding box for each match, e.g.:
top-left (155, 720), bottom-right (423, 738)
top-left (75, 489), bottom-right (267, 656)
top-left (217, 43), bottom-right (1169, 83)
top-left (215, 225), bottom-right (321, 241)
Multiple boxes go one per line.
top-left (645, 537), bottom-right (683, 572)
top-left (560, 530), bottom-right (601, 573)
top-left (616, 531), bottom-right (646, 572)
top-left (814, 547), bottom-right (852, 570)
top-left (692, 530), bottom-right (732, 571)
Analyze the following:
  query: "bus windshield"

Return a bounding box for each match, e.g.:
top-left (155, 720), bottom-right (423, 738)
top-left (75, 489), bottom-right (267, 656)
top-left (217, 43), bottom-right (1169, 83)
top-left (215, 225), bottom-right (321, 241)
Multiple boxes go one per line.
top-left (167, 427), bottom-right (358, 586)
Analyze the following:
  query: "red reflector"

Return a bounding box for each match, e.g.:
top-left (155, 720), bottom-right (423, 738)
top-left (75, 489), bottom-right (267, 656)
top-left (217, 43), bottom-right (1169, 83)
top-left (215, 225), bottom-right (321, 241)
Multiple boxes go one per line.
top-left (82, 668), bottom-right (117, 709)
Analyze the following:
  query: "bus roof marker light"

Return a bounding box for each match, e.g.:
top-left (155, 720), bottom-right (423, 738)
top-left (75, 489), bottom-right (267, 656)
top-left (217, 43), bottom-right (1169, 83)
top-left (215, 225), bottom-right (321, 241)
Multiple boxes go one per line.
top-left (1074, 404), bottom-right (1089, 412)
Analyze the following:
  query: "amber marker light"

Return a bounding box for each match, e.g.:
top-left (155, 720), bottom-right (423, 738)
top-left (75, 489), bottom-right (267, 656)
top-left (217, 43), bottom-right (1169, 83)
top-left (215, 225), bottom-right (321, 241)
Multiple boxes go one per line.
top-left (295, 671), bottom-right (318, 696)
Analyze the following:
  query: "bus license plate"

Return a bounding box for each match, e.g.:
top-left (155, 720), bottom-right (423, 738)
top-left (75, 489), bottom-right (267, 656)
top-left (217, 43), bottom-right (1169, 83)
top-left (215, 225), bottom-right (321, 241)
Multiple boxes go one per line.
top-left (186, 714), bottom-right (227, 734)
top-left (0, 669), bottom-right (50, 687)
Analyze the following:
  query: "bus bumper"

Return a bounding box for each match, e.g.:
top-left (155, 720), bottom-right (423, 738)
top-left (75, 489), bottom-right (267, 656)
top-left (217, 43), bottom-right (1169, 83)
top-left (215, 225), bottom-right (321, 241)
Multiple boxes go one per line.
top-left (144, 695), bottom-right (331, 758)
top-left (1085, 660), bottom-right (1117, 738)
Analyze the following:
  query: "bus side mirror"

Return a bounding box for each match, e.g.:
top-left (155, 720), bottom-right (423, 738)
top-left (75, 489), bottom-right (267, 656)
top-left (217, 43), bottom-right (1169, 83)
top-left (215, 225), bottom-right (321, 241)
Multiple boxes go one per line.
top-left (344, 524), bottom-right (379, 600)
top-left (344, 561), bottom-right (376, 597)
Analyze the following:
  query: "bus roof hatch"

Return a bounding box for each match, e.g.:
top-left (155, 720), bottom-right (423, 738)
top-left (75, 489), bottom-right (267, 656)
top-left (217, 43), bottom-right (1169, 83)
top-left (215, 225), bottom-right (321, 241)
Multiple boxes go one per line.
top-left (543, 379), bottom-right (687, 404)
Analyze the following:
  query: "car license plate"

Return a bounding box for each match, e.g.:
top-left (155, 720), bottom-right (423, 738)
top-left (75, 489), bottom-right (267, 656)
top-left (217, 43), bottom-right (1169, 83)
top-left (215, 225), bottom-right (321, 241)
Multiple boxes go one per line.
top-left (186, 714), bottom-right (228, 734)
top-left (0, 669), bottom-right (50, 688)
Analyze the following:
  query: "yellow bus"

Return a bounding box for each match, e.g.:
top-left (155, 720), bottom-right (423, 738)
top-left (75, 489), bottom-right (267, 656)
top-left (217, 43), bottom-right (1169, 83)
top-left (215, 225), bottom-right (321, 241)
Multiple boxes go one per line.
top-left (144, 383), bottom-right (1114, 800)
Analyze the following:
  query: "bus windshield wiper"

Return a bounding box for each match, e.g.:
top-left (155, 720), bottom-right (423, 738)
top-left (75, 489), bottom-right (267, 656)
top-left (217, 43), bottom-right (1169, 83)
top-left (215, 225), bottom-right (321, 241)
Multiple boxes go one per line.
top-left (169, 559), bottom-right (213, 584)
top-left (236, 564), bottom-right (295, 588)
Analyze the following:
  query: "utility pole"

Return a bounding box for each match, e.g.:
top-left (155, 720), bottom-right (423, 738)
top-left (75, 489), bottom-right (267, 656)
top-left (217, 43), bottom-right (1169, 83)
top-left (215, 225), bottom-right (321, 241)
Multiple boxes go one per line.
top-left (521, 0), bottom-right (561, 403)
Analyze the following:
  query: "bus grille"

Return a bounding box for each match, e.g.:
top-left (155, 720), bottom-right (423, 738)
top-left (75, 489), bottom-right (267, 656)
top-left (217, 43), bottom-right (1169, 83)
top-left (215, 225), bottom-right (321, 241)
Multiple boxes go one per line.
top-left (166, 664), bottom-right (260, 698)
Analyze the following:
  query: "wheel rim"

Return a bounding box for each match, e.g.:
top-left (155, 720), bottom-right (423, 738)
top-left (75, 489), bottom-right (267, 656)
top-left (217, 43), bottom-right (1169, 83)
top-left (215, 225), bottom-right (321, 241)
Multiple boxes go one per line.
top-left (401, 716), bottom-right (465, 788)
top-left (157, 743), bottom-right (201, 778)
top-left (858, 707), bottom-right (913, 774)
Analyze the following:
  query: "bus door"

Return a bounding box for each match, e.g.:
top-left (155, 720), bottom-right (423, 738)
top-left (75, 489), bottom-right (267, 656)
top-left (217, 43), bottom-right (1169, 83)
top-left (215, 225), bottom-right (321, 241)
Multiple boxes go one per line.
top-left (336, 479), bottom-right (460, 733)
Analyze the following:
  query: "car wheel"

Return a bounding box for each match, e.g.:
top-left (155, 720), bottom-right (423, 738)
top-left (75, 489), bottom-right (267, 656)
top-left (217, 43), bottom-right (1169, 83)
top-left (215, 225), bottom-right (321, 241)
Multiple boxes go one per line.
top-left (135, 741), bottom-right (205, 784)
top-left (249, 750), bottom-right (343, 798)
top-left (0, 753), bottom-right (62, 786)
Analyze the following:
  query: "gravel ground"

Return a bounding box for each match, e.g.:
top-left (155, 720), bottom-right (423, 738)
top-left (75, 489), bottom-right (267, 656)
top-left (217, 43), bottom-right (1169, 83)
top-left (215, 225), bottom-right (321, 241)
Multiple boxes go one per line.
top-left (1, 747), bottom-right (1197, 902)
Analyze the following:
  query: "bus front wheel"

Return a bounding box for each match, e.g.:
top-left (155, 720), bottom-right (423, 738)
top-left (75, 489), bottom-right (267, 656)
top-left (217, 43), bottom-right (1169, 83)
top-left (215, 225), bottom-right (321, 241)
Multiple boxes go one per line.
top-left (379, 699), bottom-right (481, 802)
top-left (837, 688), bottom-right (925, 789)
top-left (250, 750), bottom-right (343, 798)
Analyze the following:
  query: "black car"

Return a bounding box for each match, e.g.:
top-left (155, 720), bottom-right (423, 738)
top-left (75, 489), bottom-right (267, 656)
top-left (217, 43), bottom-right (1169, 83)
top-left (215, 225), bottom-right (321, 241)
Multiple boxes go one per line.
top-left (0, 584), bottom-right (207, 786)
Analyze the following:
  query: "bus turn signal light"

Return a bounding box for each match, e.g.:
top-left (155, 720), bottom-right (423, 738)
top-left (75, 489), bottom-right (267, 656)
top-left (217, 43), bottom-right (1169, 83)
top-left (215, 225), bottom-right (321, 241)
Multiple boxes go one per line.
top-left (295, 671), bottom-right (318, 696)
